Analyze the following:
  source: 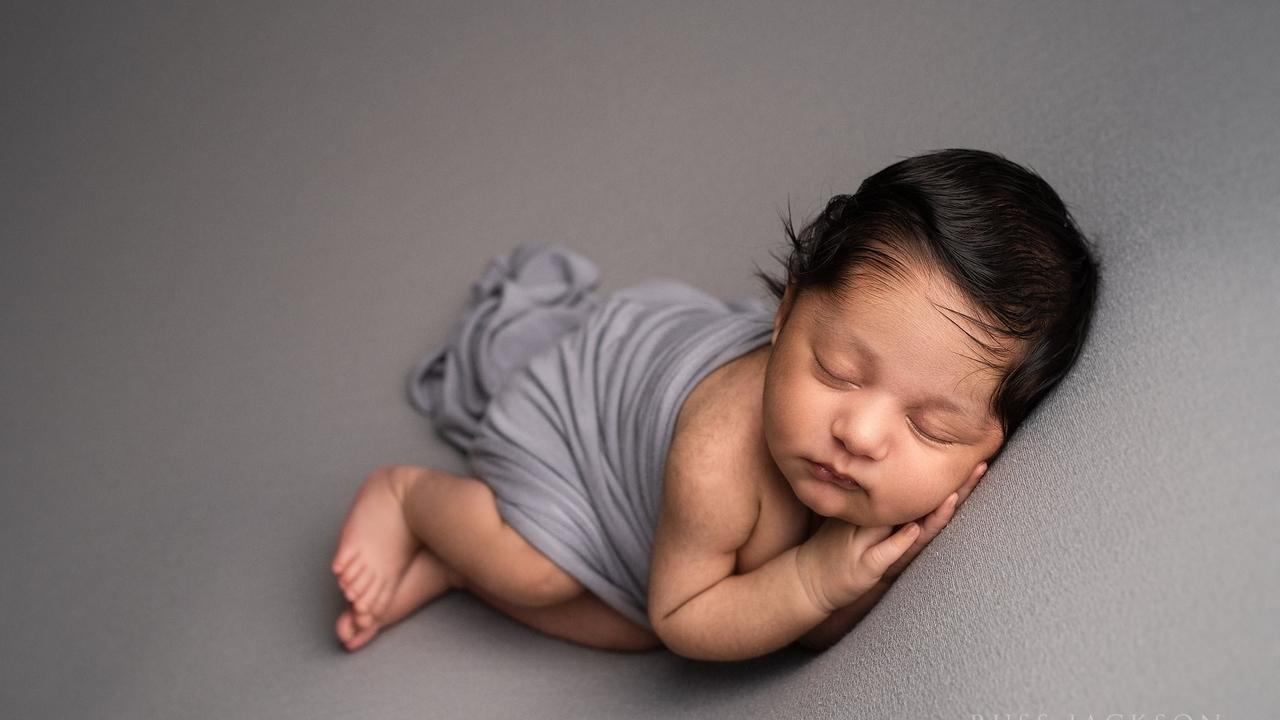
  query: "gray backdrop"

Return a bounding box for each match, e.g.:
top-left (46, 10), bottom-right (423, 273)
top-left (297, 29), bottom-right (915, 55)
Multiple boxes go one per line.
top-left (3, 1), bottom-right (1276, 718)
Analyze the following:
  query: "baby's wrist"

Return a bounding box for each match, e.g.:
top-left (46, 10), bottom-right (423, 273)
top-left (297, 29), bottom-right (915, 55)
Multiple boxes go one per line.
top-left (792, 544), bottom-right (837, 615)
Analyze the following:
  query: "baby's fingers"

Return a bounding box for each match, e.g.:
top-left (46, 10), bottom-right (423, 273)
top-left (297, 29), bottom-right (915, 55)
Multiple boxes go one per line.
top-left (956, 462), bottom-right (988, 507)
top-left (863, 523), bottom-right (920, 578)
top-left (923, 492), bottom-right (959, 533)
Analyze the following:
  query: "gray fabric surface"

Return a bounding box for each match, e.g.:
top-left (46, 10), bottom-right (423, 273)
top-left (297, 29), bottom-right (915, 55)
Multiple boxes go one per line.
top-left (407, 243), bottom-right (773, 627)
top-left (2, 1), bottom-right (1277, 718)
top-left (407, 243), bottom-right (604, 455)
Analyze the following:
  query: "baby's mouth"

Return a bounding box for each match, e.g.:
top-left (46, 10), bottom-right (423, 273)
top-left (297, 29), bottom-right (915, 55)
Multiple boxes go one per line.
top-left (807, 460), bottom-right (863, 491)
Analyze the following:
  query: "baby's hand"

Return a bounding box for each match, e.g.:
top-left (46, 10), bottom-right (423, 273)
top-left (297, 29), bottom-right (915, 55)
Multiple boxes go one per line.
top-left (880, 462), bottom-right (987, 582)
top-left (795, 518), bottom-right (920, 613)
top-left (795, 462), bottom-right (988, 613)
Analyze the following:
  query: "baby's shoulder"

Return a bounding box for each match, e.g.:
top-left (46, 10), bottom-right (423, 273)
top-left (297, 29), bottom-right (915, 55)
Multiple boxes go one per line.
top-left (664, 346), bottom-right (810, 567)
top-left (671, 344), bottom-right (769, 455)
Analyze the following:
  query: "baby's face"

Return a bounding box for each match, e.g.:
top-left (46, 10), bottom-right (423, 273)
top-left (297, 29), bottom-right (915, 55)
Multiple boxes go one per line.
top-left (762, 264), bottom-right (1009, 527)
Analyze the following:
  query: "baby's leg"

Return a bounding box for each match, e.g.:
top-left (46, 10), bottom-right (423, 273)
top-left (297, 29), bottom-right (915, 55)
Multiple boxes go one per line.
top-left (469, 584), bottom-right (661, 652)
top-left (337, 548), bottom-right (659, 652)
top-left (396, 465), bottom-right (585, 608)
top-left (397, 468), bottom-right (659, 651)
top-left (333, 464), bottom-right (584, 621)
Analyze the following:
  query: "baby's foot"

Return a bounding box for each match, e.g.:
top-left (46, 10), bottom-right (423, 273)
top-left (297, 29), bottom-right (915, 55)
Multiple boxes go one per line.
top-left (331, 465), bottom-right (424, 617)
top-left (335, 547), bottom-right (461, 651)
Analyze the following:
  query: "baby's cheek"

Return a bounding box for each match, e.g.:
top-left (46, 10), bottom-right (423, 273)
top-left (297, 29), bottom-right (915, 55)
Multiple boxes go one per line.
top-left (884, 469), bottom-right (953, 523)
top-left (924, 463), bottom-right (973, 513)
top-left (893, 494), bottom-right (939, 525)
top-left (760, 399), bottom-right (794, 457)
top-left (764, 389), bottom-right (802, 439)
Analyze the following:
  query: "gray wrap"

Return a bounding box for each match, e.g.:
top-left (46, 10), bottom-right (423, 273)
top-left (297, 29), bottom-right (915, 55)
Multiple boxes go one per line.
top-left (408, 244), bottom-right (774, 627)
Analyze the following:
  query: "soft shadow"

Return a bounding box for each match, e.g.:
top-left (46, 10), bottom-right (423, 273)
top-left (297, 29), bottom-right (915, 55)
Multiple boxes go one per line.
top-left (637, 645), bottom-right (821, 713)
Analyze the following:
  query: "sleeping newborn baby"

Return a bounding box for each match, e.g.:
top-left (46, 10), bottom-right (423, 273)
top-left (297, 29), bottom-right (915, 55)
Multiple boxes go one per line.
top-left (330, 148), bottom-right (1100, 660)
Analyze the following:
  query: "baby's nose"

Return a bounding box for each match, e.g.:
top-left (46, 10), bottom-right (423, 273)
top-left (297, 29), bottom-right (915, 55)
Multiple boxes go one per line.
top-left (831, 402), bottom-right (891, 463)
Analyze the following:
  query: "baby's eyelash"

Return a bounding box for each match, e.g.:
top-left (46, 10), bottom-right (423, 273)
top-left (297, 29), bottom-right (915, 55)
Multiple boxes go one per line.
top-left (814, 356), bottom-right (855, 386)
top-left (909, 417), bottom-right (954, 446)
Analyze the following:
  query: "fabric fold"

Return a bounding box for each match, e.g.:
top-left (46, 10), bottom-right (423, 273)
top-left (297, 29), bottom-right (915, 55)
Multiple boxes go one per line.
top-left (407, 243), bottom-right (603, 454)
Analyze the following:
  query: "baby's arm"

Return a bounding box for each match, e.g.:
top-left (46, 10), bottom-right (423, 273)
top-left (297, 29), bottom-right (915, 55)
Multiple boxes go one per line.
top-left (647, 463), bottom-right (821, 660)
top-left (648, 462), bottom-right (917, 661)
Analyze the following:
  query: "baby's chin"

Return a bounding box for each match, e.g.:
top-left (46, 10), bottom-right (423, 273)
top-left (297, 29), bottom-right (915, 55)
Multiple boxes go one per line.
top-left (794, 483), bottom-right (921, 528)
top-left (809, 506), bottom-right (896, 527)
top-left (781, 456), bottom-right (932, 527)
top-left (791, 477), bottom-right (873, 525)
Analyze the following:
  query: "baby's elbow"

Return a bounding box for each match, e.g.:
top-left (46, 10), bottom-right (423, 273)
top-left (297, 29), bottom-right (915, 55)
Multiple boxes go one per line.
top-left (649, 610), bottom-right (718, 661)
top-left (649, 610), bottom-right (692, 657)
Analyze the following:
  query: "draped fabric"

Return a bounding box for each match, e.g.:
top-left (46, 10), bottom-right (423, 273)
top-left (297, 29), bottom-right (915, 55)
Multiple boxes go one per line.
top-left (408, 244), bottom-right (774, 627)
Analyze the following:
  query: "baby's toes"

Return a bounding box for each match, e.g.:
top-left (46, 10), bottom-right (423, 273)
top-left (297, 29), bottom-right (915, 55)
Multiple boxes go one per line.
top-left (337, 572), bottom-right (355, 601)
top-left (340, 562), bottom-right (369, 595)
top-left (351, 568), bottom-right (379, 606)
top-left (345, 612), bottom-right (380, 651)
top-left (336, 604), bottom-right (381, 652)
top-left (354, 607), bottom-right (377, 631)
top-left (355, 578), bottom-right (380, 615)
top-left (358, 578), bottom-right (393, 616)
top-left (335, 607), bottom-right (359, 645)
top-left (352, 580), bottom-right (378, 614)
top-left (345, 624), bottom-right (378, 652)
top-left (332, 546), bottom-right (359, 576)
top-left (368, 578), bottom-right (395, 617)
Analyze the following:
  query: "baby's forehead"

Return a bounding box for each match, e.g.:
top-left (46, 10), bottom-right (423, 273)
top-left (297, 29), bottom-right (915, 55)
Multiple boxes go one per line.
top-left (820, 265), bottom-right (1020, 370)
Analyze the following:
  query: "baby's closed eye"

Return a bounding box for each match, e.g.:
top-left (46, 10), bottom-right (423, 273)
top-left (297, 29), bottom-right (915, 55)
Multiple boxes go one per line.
top-left (908, 417), bottom-right (955, 445)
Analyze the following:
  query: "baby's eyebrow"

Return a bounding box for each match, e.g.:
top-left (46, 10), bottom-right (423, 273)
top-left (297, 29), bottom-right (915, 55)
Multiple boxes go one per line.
top-left (840, 332), bottom-right (881, 371)
top-left (926, 394), bottom-right (965, 415)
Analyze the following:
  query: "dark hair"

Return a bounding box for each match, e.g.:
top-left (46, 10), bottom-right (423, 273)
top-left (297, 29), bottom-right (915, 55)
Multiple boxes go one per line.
top-left (755, 148), bottom-right (1100, 441)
